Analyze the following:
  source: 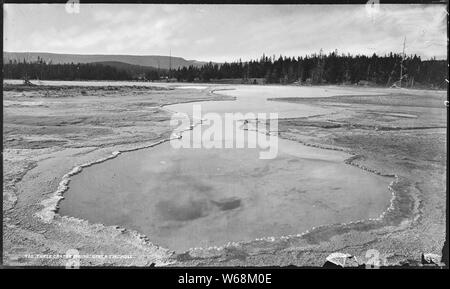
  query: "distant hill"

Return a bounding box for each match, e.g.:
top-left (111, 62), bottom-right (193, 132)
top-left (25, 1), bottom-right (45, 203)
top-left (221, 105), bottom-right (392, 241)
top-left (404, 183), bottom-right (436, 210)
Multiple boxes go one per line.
top-left (92, 61), bottom-right (169, 77)
top-left (3, 52), bottom-right (207, 69)
top-left (93, 61), bottom-right (166, 74)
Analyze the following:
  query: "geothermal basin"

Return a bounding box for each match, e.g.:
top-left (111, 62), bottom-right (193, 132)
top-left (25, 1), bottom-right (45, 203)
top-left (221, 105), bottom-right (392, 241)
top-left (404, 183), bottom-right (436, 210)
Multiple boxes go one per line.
top-left (59, 85), bottom-right (393, 252)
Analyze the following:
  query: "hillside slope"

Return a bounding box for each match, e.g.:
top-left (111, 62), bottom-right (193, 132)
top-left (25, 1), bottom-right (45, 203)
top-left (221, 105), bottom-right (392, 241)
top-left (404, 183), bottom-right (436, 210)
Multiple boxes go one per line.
top-left (3, 52), bottom-right (206, 69)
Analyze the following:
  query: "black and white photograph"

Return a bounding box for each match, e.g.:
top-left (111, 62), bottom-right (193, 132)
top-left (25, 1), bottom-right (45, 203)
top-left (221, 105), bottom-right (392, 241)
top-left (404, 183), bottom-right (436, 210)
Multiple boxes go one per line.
top-left (1, 0), bottom-right (448, 276)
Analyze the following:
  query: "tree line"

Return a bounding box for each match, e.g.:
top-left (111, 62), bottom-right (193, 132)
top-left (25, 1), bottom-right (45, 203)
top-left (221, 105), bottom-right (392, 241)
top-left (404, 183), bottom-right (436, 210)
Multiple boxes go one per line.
top-left (173, 51), bottom-right (446, 88)
top-left (3, 52), bottom-right (447, 88)
top-left (4, 57), bottom-right (136, 81)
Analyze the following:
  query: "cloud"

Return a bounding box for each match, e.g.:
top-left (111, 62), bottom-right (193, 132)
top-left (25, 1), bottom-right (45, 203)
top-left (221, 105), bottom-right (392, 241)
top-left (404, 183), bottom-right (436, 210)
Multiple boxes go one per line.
top-left (4, 4), bottom-right (447, 61)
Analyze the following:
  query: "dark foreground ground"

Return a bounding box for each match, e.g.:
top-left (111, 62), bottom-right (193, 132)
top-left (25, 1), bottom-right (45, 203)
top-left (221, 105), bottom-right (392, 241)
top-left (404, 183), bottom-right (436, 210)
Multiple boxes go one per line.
top-left (2, 83), bottom-right (447, 266)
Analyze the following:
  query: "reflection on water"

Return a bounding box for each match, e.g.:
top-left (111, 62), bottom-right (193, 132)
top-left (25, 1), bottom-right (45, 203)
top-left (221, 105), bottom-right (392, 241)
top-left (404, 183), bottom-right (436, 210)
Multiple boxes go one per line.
top-left (60, 143), bottom-right (392, 252)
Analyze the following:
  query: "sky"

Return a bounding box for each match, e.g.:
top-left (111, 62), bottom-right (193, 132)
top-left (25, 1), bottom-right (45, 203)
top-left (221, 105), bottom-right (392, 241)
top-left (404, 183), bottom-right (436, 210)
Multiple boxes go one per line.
top-left (3, 4), bottom-right (447, 62)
